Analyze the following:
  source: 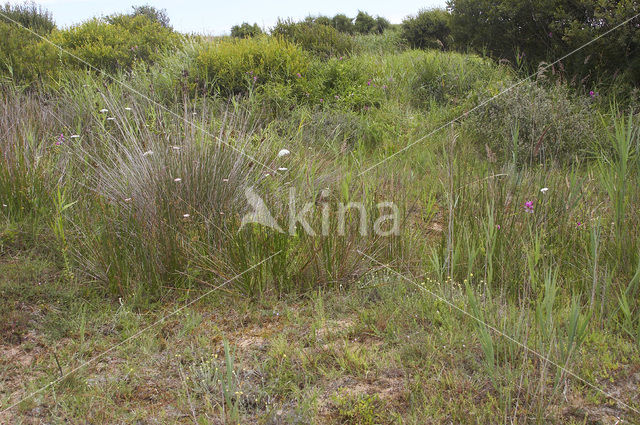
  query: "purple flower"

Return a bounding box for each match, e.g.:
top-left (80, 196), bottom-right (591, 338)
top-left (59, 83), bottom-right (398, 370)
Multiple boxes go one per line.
top-left (589, 90), bottom-right (597, 98)
top-left (383, 85), bottom-right (387, 90)
top-left (548, 32), bottom-right (552, 38)
top-left (577, 221), bottom-right (583, 228)
top-left (296, 73), bottom-right (302, 78)
top-left (367, 80), bottom-right (371, 86)
top-left (319, 98), bottom-right (323, 102)
top-left (496, 224), bottom-right (501, 229)
top-left (524, 201), bottom-right (534, 213)
top-left (253, 76), bottom-right (258, 82)
top-left (56, 133), bottom-right (64, 146)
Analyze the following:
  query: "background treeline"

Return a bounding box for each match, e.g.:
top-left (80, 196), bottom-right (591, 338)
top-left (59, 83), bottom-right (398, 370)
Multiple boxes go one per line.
top-left (233, 2), bottom-right (640, 87)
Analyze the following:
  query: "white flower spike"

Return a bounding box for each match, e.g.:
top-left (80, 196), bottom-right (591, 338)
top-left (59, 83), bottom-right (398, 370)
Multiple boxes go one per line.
top-left (540, 187), bottom-right (549, 193)
top-left (99, 108), bottom-right (108, 113)
top-left (277, 149), bottom-right (290, 157)
top-left (174, 178), bottom-right (182, 182)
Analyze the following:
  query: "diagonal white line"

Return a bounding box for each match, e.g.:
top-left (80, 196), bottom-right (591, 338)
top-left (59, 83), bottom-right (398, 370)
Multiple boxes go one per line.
top-left (357, 250), bottom-right (640, 417)
top-left (0, 11), bottom-right (279, 175)
top-left (0, 250), bottom-right (282, 415)
top-left (357, 12), bottom-right (640, 177)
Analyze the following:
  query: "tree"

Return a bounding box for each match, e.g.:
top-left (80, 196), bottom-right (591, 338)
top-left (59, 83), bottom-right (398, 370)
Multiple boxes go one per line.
top-left (447, 0), bottom-right (640, 84)
top-left (354, 11), bottom-right (376, 34)
top-left (230, 22), bottom-right (263, 38)
top-left (131, 4), bottom-right (171, 28)
top-left (374, 16), bottom-right (391, 34)
top-left (0, 1), bottom-right (55, 34)
top-left (332, 14), bottom-right (353, 34)
top-left (401, 9), bottom-right (451, 50)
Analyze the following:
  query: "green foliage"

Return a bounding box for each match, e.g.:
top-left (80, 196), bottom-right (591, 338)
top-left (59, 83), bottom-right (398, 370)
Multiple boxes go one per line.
top-left (466, 81), bottom-right (602, 163)
top-left (230, 22), bottom-right (262, 38)
top-left (271, 19), bottom-right (353, 59)
top-left (194, 35), bottom-right (309, 95)
top-left (354, 12), bottom-right (389, 35)
top-left (401, 8), bottom-right (452, 50)
top-left (51, 14), bottom-right (179, 73)
top-left (0, 1), bottom-right (55, 34)
top-left (130, 4), bottom-right (171, 28)
top-left (448, 0), bottom-right (640, 85)
top-left (0, 20), bottom-right (59, 84)
top-left (354, 11), bottom-right (376, 34)
top-left (332, 13), bottom-right (354, 34)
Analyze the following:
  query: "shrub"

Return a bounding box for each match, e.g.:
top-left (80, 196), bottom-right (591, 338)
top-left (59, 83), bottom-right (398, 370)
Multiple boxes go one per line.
top-left (295, 56), bottom-right (385, 110)
top-left (407, 50), bottom-right (504, 107)
top-left (0, 20), bottom-right (59, 84)
top-left (0, 1), bottom-right (55, 34)
top-left (230, 22), bottom-right (263, 38)
top-left (271, 19), bottom-right (353, 59)
top-left (401, 8), bottom-right (451, 50)
top-left (449, 0), bottom-right (640, 86)
top-left (130, 4), bottom-right (171, 28)
top-left (194, 36), bottom-right (309, 96)
top-left (354, 11), bottom-right (376, 34)
top-left (51, 14), bottom-right (179, 73)
top-left (465, 81), bottom-right (602, 164)
top-left (331, 14), bottom-right (354, 34)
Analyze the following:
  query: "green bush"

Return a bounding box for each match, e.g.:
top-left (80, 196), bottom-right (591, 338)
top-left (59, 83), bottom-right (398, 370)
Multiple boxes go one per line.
top-left (449, 0), bottom-right (640, 86)
top-left (50, 14), bottom-right (179, 73)
top-left (0, 1), bottom-right (55, 34)
top-left (271, 19), bottom-right (353, 59)
top-left (331, 14), bottom-right (354, 34)
top-left (295, 56), bottom-right (385, 110)
top-left (408, 50), bottom-right (504, 107)
top-left (130, 4), bottom-right (171, 28)
top-left (401, 8), bottom-right (451, 50)
top-left (465, 81), bottom-right (602, 164)
top-left (0, 20), bottom-right (59, 84)
top-left (230, 22), bottom-right (262, 38)
top-left (194, 36), bottom-right (309, 96)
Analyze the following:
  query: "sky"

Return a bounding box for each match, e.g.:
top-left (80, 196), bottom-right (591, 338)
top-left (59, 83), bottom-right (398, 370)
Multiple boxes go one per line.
top-left (24, 0), bottom-right (447, 35)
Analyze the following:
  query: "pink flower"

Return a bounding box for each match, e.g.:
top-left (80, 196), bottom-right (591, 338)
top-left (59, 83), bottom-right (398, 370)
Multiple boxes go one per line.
top-left (56, 133), bottom-right (64, 146)
top-left (524, 201), bottom-right (534, 213)
top-left (296, 73), bottom-right (302, 78)
top-left (367, 80), bottom-right (371, 86)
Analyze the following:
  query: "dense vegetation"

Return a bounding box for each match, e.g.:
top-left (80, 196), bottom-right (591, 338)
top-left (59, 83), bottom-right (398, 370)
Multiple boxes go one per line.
top-left (1, 2), bottom-right (639, 423)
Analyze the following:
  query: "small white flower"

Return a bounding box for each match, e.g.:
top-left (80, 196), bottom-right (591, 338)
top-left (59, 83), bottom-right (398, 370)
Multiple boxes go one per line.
top-left (70, 135), bottom-right (80, 139)
top-left (174, 178), bottom-right (182, 182)
top-left (222, 178), bottom-right (229, 182)
top-left (183, 213), bottom-right (190, 218)
top-left (124, 107), bottom-right (132, 111)
top-left (2, 204), bottom-right (7, 207)
top-left (277, 167), bottom-right (288, 171)
top-left (264, 173), bottom-right (271, 177)
top-left (99, 108), bottom-right (108, 113)
top-left (124, 198), bottom-right (132, 202)
top-left (540, 187), bottom-right (549, 193)
top-left (171, 146), bottom-right (181, 150)
top-left (106, 117), bottom-right (116, 121)
top-left (277, 149), bottom-right (290, 157)
top-left (142, 150), bottom-right (154, 156)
